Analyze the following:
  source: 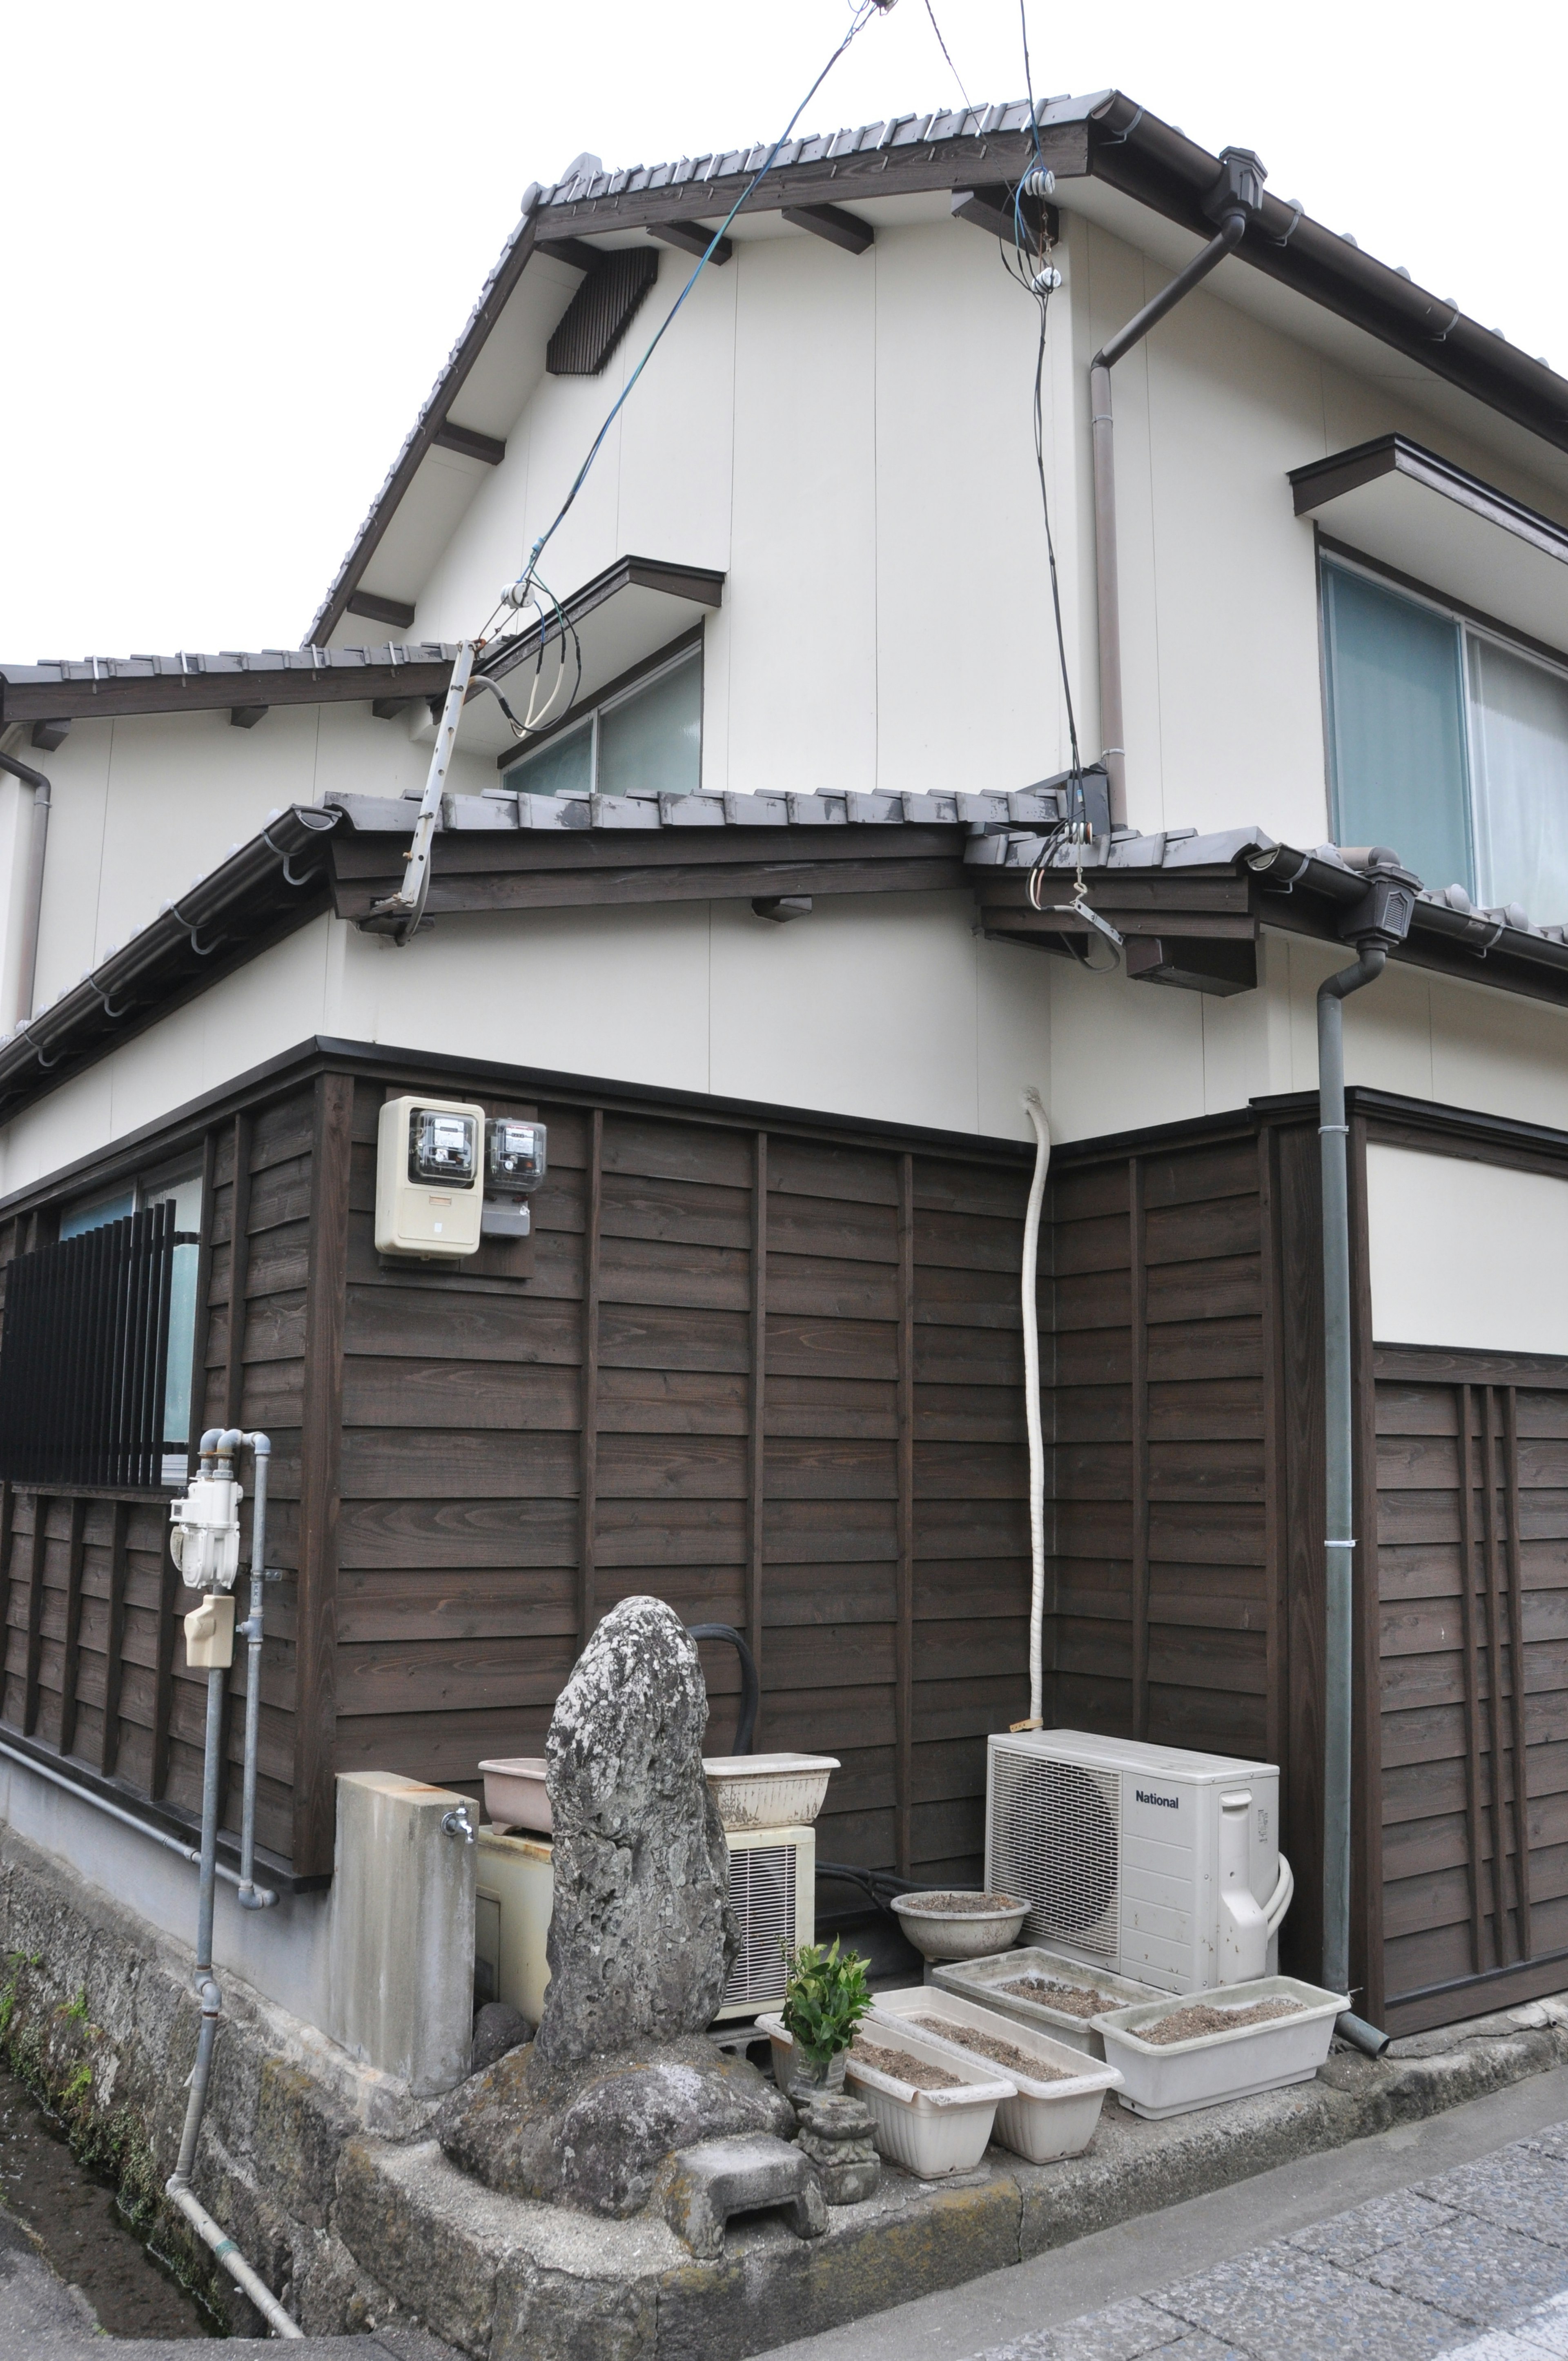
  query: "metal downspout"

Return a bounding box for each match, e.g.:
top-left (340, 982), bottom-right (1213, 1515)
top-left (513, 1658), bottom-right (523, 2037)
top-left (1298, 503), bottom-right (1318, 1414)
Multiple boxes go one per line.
top-left (1087, 185), bottom-right (1252, 828)
top-left (0, 749), bottom-right (51, 1028)
top-left (1315, 854), bottom-right (1414, 2058)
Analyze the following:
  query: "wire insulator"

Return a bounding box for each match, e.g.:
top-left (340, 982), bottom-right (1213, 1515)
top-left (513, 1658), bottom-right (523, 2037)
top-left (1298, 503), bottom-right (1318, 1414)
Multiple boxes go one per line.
top-left (1021, 165), bottom-right (1055, 198)
top-left (1031, 266), bottom-right (1062, 294)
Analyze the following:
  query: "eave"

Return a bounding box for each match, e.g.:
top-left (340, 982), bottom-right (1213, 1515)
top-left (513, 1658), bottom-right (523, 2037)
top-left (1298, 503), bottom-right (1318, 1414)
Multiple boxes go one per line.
top-left (304, 89), bottom-right (1568, 649)
top-left (0, 644), bottom-right (458, 730)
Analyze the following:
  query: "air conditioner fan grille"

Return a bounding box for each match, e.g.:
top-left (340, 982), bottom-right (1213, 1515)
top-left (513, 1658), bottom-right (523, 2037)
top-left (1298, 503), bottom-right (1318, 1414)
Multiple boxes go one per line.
top-left (722, 1842), bottom-right (796, 2008)
top-left (991, 1753), bottom-right (1120, 1960)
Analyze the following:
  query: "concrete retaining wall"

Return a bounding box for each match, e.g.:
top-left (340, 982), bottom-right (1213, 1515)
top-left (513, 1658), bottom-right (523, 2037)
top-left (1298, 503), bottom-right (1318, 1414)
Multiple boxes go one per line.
top-left (2, 1815), bottom-right (1565, 2357)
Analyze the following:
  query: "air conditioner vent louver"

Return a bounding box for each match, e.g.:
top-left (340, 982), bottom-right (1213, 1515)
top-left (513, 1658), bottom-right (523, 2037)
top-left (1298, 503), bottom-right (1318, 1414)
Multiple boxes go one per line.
top-left (723, 1841), bottom-right (796, 2008)
top-left (991, 1753), bottom-right (1121, 1959)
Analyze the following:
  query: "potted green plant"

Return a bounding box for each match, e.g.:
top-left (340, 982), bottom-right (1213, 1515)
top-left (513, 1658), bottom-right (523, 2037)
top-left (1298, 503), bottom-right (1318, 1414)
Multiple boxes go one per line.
top-left (762, 1938), bottom-right (872, 2098)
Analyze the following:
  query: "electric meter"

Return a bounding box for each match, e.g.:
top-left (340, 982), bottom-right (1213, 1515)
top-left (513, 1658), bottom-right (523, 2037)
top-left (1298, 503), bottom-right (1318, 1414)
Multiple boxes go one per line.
top-left (483, 1118), bottom-right (548, 1239)
top-left (375, 1095), bottom-right (485, 1258)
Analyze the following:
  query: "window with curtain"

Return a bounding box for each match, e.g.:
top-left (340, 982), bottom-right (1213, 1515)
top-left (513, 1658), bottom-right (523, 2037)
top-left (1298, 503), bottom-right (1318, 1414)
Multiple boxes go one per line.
top-left (504, 644), bottom-right (701, 801)
top-left (1322, 556), bottom-right (1568, 920)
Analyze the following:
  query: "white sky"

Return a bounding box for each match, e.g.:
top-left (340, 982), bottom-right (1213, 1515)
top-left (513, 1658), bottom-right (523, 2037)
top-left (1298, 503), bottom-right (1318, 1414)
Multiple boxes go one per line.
top-left (2, 0), bottom-right (1563, 663)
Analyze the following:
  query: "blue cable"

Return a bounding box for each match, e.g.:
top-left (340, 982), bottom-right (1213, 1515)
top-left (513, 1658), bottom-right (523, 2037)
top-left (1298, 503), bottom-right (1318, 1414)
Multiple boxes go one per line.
top-left (510, 0), bottom-right (889, 608)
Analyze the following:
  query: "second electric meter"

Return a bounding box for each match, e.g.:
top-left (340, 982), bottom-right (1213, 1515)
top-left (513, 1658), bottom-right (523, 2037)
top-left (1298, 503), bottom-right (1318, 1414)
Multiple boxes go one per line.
top-left (375, 1095), bottom-right (486, 1258)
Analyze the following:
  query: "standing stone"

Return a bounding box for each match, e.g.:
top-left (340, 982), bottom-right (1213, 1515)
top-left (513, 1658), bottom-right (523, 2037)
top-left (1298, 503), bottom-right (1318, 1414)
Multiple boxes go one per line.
top-left (535, 1595), bottom-right (736, 2068)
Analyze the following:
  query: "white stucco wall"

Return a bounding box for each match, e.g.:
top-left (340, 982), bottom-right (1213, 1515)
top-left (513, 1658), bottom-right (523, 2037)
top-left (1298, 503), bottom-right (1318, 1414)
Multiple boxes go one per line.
top-left (1366, 1142), bottom-right (1568, 1354)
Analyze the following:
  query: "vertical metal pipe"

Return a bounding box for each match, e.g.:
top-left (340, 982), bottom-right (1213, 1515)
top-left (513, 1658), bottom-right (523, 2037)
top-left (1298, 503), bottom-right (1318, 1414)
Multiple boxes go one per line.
top-left (195, 1663), bottom-right (226, 1978)
top-left (237, 1434), bottom-right (275, 1909)
top-left (1089, 363), bottom-right (1125, 829)
top-left (0, 752), bottom-right (51, 1031)
top-left (1317, 946), bottom-right (1388, 2055)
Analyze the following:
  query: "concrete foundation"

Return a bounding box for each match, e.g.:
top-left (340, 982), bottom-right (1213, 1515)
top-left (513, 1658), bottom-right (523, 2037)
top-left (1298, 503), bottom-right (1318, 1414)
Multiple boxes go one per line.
top-left (0, 1809), bottom-right (1566, 2357)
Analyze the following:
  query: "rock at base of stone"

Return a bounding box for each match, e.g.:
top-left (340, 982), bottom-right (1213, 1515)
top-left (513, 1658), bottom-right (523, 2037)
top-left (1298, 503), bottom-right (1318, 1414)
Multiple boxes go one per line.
top-left (655, 2134), bottom-right (828, 2261)
top-left (438, 2034), bottom-right (797, 2218)
top-left (470, 2001), bottom-right (534, 2076)
top-left (795, 2092), bottom-right (882, 2205)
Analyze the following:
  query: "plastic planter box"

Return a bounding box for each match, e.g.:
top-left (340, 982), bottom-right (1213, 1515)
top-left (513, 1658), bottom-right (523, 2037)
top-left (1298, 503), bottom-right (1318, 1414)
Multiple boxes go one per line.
top-left (1094, 1976), bottom-right (1349, 2120)
top-left (933, 1946), bottom-right (1164, 2060)
top-left (844, 2025), bottom-right (1013, 2178)
top-left (478, 1757), bottom-right (551, 1834)
top-left (703, 1753), bottom-right (838, 1831)
top-left (869, 1987), bottom-right (1122, 2165)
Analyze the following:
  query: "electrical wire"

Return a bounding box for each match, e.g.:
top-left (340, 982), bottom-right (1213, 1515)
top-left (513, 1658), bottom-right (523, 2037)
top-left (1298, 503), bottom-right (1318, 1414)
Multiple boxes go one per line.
top-left (922, 0), bottom-right (972, 112)
top-left (505, 0), bottom-right (893, 617)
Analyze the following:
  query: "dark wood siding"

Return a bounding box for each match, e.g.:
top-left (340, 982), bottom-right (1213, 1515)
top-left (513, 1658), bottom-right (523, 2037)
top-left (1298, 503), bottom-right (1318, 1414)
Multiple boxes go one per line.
top-left (332, 1082), bottom-right (1034, 1886)
top-left (1374, 1348), bottom-right (1568, 2032)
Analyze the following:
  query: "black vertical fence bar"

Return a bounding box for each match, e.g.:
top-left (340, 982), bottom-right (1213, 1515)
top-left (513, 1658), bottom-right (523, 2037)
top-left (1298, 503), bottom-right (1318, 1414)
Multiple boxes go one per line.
top-left (0, 1212), bottom-right (183, 1491)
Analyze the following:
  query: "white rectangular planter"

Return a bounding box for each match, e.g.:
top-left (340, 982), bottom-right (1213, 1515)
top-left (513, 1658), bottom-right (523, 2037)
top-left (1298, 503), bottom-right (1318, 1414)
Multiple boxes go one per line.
top-left (933, 1947), bottom-right (1164, 2060)
top-left (1094, 1976), bottom-right (1348, 2120)
top-left (844, 2025), bottom-right (1013, 2179)
top-left (478, 1757), bottom-right (551, 1834)
top-left (869, 1988), bottom-right (1122, 2165)
top-left (703, 1753), bottom-right (838, 1831)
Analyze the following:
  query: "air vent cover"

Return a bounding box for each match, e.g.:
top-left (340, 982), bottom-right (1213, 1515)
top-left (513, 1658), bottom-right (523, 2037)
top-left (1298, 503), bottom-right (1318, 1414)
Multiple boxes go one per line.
top-left (722, 1842), bottom-right (795, 2009)
top-left (991, 1752), bottom-right (1121, 1958)
top-left (547, 248), bottom-right (660, 377)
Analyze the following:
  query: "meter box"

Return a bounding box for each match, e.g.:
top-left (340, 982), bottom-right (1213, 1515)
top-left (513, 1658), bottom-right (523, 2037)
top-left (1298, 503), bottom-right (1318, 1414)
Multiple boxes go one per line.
top-left (375, 1095), bottom-right (485, 1259)
top-left (482, 1116), bottom-right (548, 1240)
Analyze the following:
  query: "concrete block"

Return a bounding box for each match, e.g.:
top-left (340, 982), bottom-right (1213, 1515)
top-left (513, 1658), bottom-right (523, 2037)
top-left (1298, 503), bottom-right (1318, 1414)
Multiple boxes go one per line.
top-left (326, 1773), bottom-right (476, 2098)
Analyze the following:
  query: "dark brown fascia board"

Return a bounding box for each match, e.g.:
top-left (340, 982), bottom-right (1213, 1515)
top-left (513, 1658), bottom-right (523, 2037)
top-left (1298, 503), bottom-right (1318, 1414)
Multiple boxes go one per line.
top-left (1290, 432), bottom-right (1568, 565)
top-left (303, 91), bottom-right (1568, 652)
top-left (0, 645), bottom-right (457, 727)
top-left (479, 555), bottom-right (725, 688)
top-left (1086, 94), bottom-right (1568, 457)
top-left (306, 208), bottom-right (542, 646)
top-left (0, 808), bottom-right (337, 1125)
top-left (779, 203), bottom-right (873, 256)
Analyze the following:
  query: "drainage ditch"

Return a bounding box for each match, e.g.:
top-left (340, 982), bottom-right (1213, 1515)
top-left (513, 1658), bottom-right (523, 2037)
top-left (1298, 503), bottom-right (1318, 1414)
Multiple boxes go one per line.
top-left (0, 2058), bottom-right (216, 2337)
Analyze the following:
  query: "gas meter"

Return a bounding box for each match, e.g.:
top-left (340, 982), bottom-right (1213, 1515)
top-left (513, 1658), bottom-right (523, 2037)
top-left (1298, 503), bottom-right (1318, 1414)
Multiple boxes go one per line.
top-left (374, 1095), bottom-right (486, 1258)
top-left (169, 1467), bottom-right (243, 1592)
top-left (482, 1117), bottom-right (547, 1240)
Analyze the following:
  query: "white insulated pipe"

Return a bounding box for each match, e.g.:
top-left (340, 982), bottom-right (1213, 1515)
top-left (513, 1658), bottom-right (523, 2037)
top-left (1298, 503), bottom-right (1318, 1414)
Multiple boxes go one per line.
top-left (1020, 1089), bottom-right (1051, 1727)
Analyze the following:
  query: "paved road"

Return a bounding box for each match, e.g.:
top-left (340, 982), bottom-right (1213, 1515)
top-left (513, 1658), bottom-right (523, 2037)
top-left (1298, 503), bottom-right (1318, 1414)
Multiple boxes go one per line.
top-left (970, 2120), bottom-right (1568, 2359)
top-left (767, 2066), bottom-right (1568, 2361)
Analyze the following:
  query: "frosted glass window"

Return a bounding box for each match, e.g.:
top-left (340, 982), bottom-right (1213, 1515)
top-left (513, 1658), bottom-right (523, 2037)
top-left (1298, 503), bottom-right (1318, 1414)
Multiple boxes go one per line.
top-left (1323, 562), bottom-right (1472, 893)
top-left (505, 646), bottom-right (701, 800)
top-left (512, 719), bottom-right (592, 798)
top-left (598, 655), bottom-right (702, 798)
top-left (1468, 634), bottom-right (1568, 921)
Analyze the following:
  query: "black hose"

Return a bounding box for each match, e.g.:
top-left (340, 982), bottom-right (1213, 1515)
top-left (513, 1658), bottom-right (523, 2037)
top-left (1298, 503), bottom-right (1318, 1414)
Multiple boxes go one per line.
top-left (687, 1623), bottom-right (758, 1755)
top-left (816, 1862), bottom-right (919, 1918)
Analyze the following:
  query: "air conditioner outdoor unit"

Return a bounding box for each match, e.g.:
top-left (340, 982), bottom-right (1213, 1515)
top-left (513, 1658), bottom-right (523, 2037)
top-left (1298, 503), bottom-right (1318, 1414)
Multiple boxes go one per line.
top-left (713, 1823), bottom-right (816, 2021)
top-left (985, 1730), bottom-right (1292, 1995)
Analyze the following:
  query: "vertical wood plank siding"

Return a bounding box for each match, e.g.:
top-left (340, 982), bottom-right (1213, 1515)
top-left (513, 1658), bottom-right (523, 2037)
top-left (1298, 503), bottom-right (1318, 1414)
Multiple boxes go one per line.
top-left (1376, 1347), bottom-right (1568, 2029)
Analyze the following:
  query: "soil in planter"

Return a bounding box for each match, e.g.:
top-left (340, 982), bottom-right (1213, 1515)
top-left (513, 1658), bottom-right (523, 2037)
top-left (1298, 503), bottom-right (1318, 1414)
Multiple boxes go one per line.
top-left (908, 2015), bottom-right (1068, 2080)
top-left (999, 1975), bottom-right (1114, 2019)
top-left (904, 1892), bottom-right (1018, 1914)
top-left (852, 2039), bottom-right (962, 2091)
top-left (1138, 1999), bottom-right (1304, 2046)
top-left (0, 2061), bottom-right (214, 2337)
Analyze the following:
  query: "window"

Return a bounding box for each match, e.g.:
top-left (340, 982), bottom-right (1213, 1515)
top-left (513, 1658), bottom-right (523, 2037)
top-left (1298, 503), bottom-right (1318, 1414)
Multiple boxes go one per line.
top-left (1322, 556), bottom-right (1568, 919)
top-left (503, 645), bottom-right (701, 801)
top-left (0, 1165), bottom-right (203, 1489)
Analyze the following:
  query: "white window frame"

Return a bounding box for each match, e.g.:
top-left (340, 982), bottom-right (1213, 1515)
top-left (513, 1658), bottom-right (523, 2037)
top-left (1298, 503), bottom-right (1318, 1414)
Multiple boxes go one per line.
top-left (506, 641), bottom-right (702, 797)
top-left (1322, 546), bottom-right (1568, 907)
